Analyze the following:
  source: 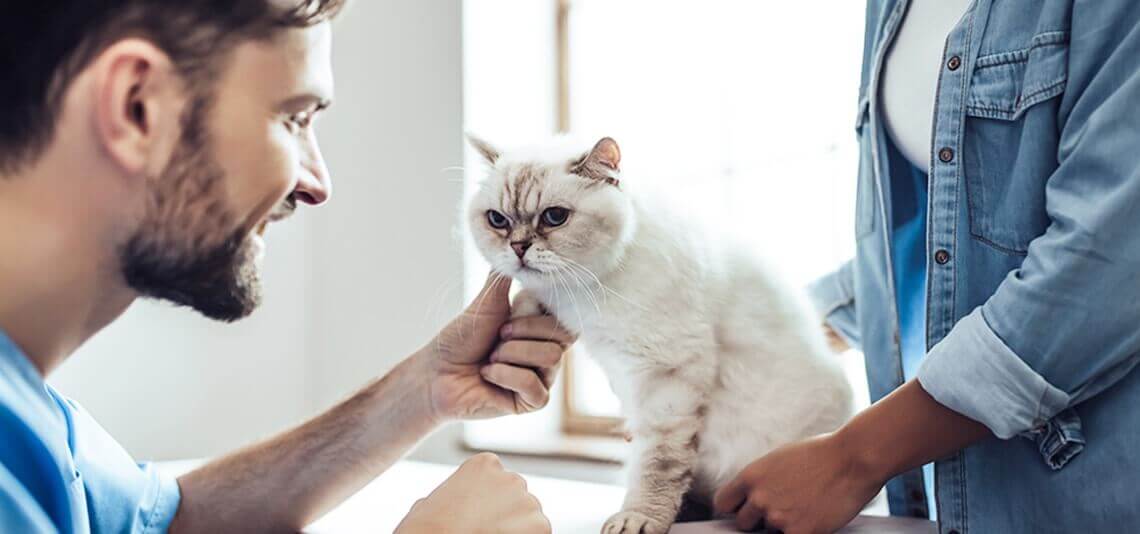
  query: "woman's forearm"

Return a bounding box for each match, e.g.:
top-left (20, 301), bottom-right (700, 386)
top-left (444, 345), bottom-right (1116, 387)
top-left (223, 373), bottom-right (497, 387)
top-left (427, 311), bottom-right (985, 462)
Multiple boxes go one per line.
top-left (838, 379), bottom-right (994, 485)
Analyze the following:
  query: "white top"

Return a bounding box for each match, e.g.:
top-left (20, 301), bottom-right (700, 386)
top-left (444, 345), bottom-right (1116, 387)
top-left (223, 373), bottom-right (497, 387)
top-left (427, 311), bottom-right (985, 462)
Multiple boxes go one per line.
top-left (880, 0), bottom-right (972, 170)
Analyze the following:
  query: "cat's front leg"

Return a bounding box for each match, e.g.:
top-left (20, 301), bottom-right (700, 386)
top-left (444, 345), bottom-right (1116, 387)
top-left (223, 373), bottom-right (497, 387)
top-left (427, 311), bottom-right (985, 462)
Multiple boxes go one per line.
top-left (510, 287), bottom-right (545, 319)
top-left (603, 378), bottom-right (706, 534)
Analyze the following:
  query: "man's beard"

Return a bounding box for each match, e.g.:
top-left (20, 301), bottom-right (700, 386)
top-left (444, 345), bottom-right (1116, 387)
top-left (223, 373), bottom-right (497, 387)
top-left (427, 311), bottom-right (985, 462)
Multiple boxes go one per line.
top-left (119, 96), bottom-right (263, 322)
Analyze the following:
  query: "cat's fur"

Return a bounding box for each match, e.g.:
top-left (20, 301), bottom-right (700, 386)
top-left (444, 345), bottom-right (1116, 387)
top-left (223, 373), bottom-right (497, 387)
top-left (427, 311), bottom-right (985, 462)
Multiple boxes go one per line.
top-left (466, 135), bottom-right (854, 534)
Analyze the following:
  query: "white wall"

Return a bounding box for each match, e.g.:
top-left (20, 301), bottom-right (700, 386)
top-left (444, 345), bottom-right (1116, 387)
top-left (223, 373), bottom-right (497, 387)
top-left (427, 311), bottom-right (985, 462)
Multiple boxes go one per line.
top-left (306, 0), bottom-right (467, 463)
top-left (52, 0), bottom-right (467, 462)
top-left (51, 221), bottom-right (311, 460)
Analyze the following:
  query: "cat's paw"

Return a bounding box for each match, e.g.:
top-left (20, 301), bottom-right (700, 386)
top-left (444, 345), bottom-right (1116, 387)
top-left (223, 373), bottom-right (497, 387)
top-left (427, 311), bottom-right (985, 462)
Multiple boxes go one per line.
top-left (601, 510), bottom-right (670, 534)
top-left (510, 288), bottom-right (545, 319)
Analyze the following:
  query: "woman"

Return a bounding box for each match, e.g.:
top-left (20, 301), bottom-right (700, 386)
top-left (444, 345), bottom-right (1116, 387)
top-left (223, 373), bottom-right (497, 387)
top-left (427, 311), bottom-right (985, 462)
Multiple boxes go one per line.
top-left (714, 1), bottom-right (1140, 532)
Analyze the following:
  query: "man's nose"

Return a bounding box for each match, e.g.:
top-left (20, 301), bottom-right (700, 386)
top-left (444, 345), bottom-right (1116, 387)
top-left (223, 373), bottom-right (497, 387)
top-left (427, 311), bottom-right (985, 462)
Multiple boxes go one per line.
top-left (511, 241), bottom-right (532, 259)
top-left (294, 130), bottom-right (332, 206)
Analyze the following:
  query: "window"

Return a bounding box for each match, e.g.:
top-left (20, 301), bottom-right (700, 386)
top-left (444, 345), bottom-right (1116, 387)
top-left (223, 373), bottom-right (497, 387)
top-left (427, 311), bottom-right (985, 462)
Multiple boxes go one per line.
top-left (463, 0), bottom-right (870, 460)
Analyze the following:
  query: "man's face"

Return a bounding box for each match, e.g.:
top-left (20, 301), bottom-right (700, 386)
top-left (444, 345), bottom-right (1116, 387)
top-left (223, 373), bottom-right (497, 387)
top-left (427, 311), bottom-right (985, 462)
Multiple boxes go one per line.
top-left (121, 24), bottom-right (334, 321)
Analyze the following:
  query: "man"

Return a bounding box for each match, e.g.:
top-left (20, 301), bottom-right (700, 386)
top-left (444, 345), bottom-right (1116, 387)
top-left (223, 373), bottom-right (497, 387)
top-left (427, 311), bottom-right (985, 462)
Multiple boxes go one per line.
top-left (0, 1), bottom-right (571, 532)
top-left (715, 1), bottom-right (1140, 532)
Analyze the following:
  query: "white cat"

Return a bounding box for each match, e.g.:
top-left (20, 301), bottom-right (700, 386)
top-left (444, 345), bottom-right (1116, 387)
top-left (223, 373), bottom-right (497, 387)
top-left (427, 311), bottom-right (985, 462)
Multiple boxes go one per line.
top-left (466, 135), bottom-right (853, 534)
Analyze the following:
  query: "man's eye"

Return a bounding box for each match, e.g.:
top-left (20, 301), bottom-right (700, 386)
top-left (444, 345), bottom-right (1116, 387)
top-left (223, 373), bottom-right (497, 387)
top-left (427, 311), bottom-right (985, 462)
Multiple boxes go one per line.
top-left (287, 111), bottom-right (314, 132)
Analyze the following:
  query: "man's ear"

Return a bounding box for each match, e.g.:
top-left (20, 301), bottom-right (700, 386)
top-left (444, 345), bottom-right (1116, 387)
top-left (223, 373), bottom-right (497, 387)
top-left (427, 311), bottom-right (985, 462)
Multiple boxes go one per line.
top-left (91, 39), bottom-right (182, 177)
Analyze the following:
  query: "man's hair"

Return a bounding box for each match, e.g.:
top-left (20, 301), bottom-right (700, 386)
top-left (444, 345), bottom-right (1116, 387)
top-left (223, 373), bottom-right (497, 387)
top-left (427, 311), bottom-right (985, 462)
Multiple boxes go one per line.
top-left (0, 0), bottom-right (345, 174)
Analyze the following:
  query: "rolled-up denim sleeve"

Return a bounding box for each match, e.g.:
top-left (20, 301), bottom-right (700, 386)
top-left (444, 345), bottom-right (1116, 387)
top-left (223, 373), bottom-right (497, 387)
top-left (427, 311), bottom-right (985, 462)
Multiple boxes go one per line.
top-left (918, 12), bottom-right (1140, 443)
top-left (808, 259), bottom-right (861, 351)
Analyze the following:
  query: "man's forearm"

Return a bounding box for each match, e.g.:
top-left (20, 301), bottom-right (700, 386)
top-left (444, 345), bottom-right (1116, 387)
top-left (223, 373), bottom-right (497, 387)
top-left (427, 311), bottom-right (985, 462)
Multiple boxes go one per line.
top-left (171, 350), bottom-right (441, 533)
top-left (838, 379), bottom-right (994, 486)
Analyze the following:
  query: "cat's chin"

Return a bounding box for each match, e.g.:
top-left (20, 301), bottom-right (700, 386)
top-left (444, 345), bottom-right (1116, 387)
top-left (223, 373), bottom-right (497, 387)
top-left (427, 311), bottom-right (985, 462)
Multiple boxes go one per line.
top-left (500, 264), bottom-right (553, 289)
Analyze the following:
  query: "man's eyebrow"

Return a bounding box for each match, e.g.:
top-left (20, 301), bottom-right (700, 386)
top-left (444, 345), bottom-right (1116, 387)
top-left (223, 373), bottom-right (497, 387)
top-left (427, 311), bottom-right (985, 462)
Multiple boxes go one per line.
top-left (278, 93), bottom-right (333, 113)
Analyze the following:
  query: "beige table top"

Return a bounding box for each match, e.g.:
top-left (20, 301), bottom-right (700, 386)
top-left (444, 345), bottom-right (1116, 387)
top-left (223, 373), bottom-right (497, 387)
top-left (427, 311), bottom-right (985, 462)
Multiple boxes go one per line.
top-left (671, 515), bottom-right (936, 533)
top-left (158, 459), bottom-right (934, 533)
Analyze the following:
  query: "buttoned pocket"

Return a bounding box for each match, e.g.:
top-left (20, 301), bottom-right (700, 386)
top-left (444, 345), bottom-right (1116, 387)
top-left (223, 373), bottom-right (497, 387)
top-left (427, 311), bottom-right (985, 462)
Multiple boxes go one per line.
top-left (962, 32), bottom-right (1068, 254)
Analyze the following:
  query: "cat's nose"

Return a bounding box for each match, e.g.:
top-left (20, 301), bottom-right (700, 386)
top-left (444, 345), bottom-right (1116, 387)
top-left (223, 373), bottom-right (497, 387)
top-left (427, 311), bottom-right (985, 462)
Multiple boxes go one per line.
top-left (511, 241), bottom-right (532, 259)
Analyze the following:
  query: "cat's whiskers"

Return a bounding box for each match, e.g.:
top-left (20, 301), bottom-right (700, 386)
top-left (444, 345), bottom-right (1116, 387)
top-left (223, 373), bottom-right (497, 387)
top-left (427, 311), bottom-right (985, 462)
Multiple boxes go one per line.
top-left (557, 258), bottom-right (605, 303)
top-left (543, 267), bottom-right (563, 312)
top-left (551, 266), bottom-right (586, 333)
top-left (440, 166), bottom-right (469, 184)
top-left (561, 257), bottom-right (645, 311)
top-left (555, 262), bottom-right (601, 315)
top-left (542, 255), bottom-right (599, 311)
top-left (563, 262), bottom-right (605, 314)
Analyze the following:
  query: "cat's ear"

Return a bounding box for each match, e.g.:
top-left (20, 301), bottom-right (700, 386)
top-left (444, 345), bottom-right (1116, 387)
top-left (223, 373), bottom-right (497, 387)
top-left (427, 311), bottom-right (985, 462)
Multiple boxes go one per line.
top-left (466, 132), bottom-right (501, 166)
top-left (570, 137), bottom-right (622, 185)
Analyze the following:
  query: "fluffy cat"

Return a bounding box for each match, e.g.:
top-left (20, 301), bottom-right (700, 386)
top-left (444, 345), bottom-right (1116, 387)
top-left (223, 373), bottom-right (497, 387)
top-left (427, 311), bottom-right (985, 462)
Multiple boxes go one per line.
top-left (466, 135), bottom-right (853, 534)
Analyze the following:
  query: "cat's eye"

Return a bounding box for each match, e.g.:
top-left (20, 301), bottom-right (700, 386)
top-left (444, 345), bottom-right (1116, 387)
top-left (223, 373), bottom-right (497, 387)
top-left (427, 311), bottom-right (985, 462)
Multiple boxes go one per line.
top-left (541, 207), bottom-right (571, 227)
top-left (486, 210), bottom-right (510, 229)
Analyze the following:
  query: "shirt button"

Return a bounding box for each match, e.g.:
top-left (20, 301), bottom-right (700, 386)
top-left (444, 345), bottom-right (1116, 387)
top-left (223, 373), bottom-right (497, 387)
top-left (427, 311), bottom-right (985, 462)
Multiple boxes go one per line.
top-left (938, 147), bottom-right (955, 163)
top-left (910, 489), bottom-right (924, 501)
top-left (935, 249), bottom-right (952, 265)
top-left (947, 55), bottom-right (962, 71)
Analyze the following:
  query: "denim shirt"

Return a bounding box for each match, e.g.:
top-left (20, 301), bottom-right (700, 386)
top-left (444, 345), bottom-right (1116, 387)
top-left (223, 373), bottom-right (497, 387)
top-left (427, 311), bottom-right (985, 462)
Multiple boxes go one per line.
top-left (810, 0), bottom-right (1140, 531)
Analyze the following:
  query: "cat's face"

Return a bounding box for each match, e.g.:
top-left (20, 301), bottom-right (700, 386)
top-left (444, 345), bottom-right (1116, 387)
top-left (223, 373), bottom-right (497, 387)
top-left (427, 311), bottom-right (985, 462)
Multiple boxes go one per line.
top-left (467, 137), bottom-right (635, 289)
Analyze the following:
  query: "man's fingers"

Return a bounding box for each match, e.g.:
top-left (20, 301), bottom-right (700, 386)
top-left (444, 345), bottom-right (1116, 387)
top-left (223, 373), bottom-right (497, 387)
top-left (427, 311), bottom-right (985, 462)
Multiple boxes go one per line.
top-left (480, 363), bottom-right (549, 411)
top-left (734, 502), bottom-right (765, 532)
top-left (713, 477), bottom-right (747, 515)
top-left (501, 508), bottom-right (552, 534)
top-left (490, 340), bottom-right (563, 387)
top-left (501, 316), bottom-right (576, 347)
top-left (491, 340), bottom-right (563, 369)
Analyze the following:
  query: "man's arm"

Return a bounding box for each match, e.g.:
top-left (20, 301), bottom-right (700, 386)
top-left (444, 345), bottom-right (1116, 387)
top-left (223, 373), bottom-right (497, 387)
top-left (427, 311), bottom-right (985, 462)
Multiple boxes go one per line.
top-left (171, 274), bottom-right (574, 532)
top-left (171, 351), bottom-right (438, 532)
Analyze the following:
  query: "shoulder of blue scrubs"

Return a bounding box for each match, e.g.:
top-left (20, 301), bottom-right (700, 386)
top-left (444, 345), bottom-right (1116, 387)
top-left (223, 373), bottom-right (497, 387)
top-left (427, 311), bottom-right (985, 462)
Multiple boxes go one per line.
top-left (47, 389), bottom-right (182, 534)
top-left (0, 330), bottom-right (182, 533)
top-left (0, 330), bottom-right (82, 533)
top-left (0, 461), bottom-right (61, 533)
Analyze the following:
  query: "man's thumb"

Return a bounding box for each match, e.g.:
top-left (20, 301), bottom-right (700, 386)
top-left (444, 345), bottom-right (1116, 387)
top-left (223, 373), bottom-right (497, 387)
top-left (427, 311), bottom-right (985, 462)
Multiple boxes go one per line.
top-left (466, 272), bottom-right (512, 317)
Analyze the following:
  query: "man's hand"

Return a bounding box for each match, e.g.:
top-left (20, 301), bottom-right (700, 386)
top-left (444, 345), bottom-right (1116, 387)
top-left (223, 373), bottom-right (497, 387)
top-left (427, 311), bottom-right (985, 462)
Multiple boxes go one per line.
top-left (712, 434), bottom-right (881, 534)
top-left (173, 275), bottom-right (574, 532)
top-left (395, 453), bottom-right (551, 534)
top-left (419, 273), bottom-right (575, 421)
